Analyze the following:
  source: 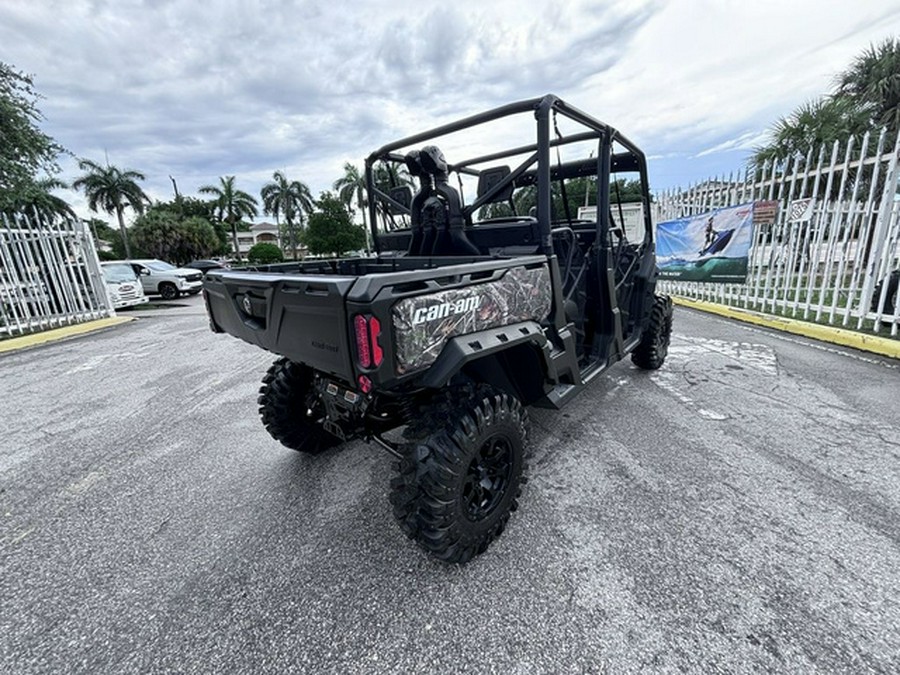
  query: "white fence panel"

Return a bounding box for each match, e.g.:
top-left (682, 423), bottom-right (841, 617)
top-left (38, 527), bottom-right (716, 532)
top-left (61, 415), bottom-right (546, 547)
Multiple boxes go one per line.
top-left (0, 213), bottom-right (114, 339)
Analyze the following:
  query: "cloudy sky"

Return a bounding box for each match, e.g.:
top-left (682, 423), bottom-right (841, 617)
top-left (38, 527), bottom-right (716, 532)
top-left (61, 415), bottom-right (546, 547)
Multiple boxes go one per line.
top-left (3, 0), bottom-right (900, 224)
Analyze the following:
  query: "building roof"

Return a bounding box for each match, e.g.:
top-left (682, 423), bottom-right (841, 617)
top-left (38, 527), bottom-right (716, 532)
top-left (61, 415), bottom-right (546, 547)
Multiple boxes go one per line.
top-left (250, 221), bottom-right (278, 232)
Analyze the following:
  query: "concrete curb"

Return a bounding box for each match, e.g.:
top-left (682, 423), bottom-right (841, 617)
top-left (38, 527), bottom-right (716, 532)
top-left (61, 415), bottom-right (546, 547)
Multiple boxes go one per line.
top-left (0, 316), bottom-right (135, 355)
top-left (671, 296), bottom-right (900, 360)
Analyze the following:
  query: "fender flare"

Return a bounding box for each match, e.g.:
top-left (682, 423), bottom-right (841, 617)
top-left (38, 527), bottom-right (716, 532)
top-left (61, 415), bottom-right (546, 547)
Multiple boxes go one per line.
top-left (419, 321), bottom-right (552, 389)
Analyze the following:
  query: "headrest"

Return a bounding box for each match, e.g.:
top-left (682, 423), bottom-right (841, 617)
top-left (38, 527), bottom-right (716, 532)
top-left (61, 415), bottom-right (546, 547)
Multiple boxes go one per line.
top-left (476, 165), bottom-right (513, 203)
top-left (419, 146), bottom-right (448, 181)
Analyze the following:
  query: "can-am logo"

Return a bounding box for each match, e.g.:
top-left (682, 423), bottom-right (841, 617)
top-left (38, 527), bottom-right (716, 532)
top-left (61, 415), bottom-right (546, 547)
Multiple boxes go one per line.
top-left (412, 295), bottom-right (482, 326)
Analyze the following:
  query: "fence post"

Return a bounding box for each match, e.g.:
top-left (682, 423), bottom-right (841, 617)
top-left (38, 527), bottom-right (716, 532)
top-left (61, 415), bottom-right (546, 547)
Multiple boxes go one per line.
top-left (857, 132), bottom-right (900, 329)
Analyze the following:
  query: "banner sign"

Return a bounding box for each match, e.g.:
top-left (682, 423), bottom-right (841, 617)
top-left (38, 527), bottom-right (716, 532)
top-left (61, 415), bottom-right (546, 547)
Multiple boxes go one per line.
top-left (656, 202), bottom-right (755, 283)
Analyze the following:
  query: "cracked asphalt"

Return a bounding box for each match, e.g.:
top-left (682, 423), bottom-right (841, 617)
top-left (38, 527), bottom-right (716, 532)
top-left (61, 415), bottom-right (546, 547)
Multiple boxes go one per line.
top-left (1, 295), bottom-right (899, 673)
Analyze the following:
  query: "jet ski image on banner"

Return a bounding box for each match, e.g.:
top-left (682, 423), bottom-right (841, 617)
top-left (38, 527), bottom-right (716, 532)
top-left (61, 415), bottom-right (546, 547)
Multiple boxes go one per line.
top-left (656, 203), bottom-right (755, 283)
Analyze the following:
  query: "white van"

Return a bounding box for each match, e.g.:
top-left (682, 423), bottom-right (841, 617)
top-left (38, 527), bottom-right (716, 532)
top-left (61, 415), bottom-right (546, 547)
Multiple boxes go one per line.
top-left (100, 262), bottom-right (149, 309)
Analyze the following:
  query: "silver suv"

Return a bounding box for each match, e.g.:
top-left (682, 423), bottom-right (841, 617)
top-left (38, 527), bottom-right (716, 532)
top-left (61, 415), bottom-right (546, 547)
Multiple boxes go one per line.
top-left (127, 259), bottom-right (203, 300)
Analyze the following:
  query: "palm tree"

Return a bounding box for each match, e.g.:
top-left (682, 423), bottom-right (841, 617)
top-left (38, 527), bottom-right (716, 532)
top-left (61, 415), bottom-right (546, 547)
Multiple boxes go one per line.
top-left (751, 97), bottom-right (869, 167)
top-left (260, 170), bottom-right (313, 260)
top-left (372, 161), bottom-right (414, 194)
top-left (198, 176), bottom-right (259, 262)
top-left (72, 159), bottom-right (150, 258)
top-left (837, 38), bottom-right (900, 132)
top-left (333, 162), bottom-right (367, 227)
top-left (3, 177), bottom-right (77, 224)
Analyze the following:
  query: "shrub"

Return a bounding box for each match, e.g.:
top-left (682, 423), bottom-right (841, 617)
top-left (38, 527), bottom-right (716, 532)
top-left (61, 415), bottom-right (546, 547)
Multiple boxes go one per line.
top-left (247, 242), bottom-right (284, 264)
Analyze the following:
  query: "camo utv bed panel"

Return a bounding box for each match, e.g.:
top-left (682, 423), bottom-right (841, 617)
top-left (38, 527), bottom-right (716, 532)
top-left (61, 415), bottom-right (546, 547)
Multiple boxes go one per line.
top-left (391, 264), bottom-right (552, 374)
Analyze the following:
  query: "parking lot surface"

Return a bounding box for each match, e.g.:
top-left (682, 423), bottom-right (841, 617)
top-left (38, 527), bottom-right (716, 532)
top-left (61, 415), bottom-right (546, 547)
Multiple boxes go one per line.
top-left (2, 296), bottom-right (899, 673)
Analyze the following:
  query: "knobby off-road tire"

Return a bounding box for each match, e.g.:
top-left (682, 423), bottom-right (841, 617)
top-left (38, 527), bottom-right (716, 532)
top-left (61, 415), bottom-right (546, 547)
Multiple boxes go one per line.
top-left (390, 385), bottom-right (528, 564)
top-left (258, 357), bottom-right (340, 454)
top-left (631, 294), bottom-right (673, 370)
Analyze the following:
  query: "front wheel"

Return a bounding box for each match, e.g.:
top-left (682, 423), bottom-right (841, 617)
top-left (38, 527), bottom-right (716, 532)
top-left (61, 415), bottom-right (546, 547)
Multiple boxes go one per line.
top-left (390, 386), bottom-right (528, 564)
top-left (258, 358), bottom-right (341, 454)
top-left (159, 282), bottom-right (179, 300)
top-left (631, 294), bottom-right (673, 370)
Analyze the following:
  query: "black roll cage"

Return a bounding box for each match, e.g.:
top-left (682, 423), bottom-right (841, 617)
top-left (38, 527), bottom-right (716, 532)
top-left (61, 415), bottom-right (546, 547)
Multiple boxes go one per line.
top-left (364, 94), bottom-right (652, 256)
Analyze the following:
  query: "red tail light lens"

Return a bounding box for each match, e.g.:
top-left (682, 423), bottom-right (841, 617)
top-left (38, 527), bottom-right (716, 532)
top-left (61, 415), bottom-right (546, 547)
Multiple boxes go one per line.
top-left (354, 314), bottom-right (371, 368)
top-left (354, 314), bottom-right (384, 370)
top-left (369, 317), bottom-right (383, 366)
top-left (358, 375), bottom-right (372, 393)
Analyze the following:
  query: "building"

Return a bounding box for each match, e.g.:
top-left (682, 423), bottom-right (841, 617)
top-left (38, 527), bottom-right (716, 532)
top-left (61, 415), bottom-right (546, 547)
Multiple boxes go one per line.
top-left (235, 222), bottom-right (303, 258)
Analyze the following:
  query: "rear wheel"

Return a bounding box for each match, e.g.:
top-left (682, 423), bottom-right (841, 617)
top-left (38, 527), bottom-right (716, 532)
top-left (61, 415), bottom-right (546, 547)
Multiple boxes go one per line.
top-left (631, 294), bottom-right (673, 370)
top-left (258, 358), bottom-right (340, 454)
top-left (159, 282), bottom-right (179, 300)
top-left (390, 385), bottom-right (528, 564)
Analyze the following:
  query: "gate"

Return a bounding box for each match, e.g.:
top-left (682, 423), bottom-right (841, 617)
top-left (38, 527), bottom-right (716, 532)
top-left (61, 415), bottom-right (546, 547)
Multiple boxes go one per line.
top-left (656, 130), bottom-right (900, 336)
top-left (0, 213), bottom-right (114, 339)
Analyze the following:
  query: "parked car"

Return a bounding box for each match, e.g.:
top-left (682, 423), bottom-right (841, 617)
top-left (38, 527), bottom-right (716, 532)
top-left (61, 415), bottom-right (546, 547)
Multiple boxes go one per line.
top-left (100, 262), bottom-right (149, 309)
top-left (127, 259), bottom-right (203, 300)
top-left (186, 259), bottom-right (228, 275)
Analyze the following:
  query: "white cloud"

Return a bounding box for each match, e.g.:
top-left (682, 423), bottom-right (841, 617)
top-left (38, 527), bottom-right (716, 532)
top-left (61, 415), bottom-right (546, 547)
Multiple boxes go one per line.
top-left (695, 130), bottom-right (772, 158)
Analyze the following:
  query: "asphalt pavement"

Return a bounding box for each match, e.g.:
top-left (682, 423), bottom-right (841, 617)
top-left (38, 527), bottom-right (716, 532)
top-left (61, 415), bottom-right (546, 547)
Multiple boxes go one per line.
top-left (1, 296), bottom-right (898, 674)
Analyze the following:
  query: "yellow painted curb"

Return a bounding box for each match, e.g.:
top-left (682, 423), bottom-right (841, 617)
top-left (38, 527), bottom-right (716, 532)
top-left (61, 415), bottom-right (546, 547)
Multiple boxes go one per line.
top-left (671, 296), bottom-right (900, 360)
top-left (0, 316), bottom-right (135, 355)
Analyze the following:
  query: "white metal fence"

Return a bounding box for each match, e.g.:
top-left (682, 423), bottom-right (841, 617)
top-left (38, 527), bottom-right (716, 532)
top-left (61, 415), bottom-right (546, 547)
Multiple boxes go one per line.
top-left (656, 129), bottom-right (900, 336)
top-left (0, 213), bottom-right (114, 339)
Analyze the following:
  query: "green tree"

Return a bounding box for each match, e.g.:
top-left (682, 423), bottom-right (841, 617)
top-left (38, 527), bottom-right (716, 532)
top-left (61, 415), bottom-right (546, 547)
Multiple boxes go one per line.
top-left (152, 195), bottom-right (229, 252)
top-left (2, 176), bottom-right (76, 223)
top-left (72, 159), bottom-right (150, 259)
top-left (333, 161), bottom-right (368, 231)
top-left (302, 192), bottom-right (366, 257)
top-left (84, 217), bottom-right (125, 258)
top-left (837, 37), bottom-right (900, 132)
top-left (130, 210), bottom-right (221, 265)
top-left (247, 242), bottom-right (284, 264)
top-left (373, 161), bottom-right (414, 193)
top-left (751, 97), bottom-right (869, 166)
top-left (260, 170), bottom-right (313, 260)
top-left (0, 62), bottom-right (63, 202)
top-left (487, 177), bottom-right (643, 222)
top-left (143, 200), bottom-right (227, 256)
top-left (199, 176), bottom-right (258, 261)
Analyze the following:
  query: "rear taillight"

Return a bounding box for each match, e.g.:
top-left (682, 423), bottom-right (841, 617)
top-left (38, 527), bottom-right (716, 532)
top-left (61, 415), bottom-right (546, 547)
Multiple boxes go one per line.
top-left (369, 317), bottom-right (383, 366)
top-left (354, 314), bottom-right (371, 368)
top-left (354, 314), bottom-right (384, 369)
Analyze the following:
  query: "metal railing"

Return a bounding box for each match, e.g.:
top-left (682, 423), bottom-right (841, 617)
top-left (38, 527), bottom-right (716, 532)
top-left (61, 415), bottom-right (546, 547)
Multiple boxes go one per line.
top-left (1, 212), bottom-right (114, 339)
top-left (655, 130), bottom-right (900, 337)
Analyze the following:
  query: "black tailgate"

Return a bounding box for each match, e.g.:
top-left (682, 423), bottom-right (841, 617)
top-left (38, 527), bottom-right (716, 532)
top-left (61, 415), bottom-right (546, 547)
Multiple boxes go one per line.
top-left (204, 270), bottom-right (357, 381)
